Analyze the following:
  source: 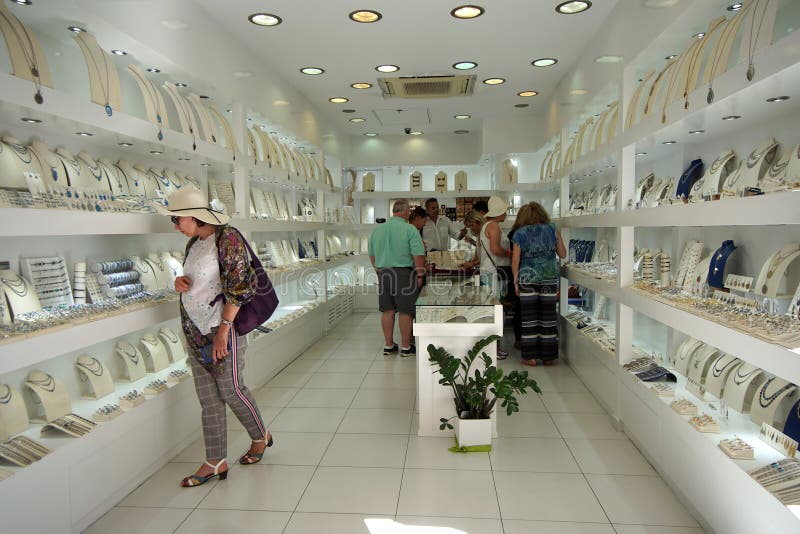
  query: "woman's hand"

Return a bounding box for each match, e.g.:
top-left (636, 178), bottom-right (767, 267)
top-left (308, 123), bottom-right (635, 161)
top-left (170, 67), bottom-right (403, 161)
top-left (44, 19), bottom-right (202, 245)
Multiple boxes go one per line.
top-left (174, 275), bottom-right (192, 292)
top-left (213, 325), bottom-right (232, 362)
top-left (515, 281), bottom-right (520, 296)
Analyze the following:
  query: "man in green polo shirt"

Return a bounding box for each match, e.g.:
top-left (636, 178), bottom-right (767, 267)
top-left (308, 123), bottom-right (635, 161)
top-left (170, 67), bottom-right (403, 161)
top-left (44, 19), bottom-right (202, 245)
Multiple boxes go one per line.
top-left (368, 199), bottom-right (426, 356)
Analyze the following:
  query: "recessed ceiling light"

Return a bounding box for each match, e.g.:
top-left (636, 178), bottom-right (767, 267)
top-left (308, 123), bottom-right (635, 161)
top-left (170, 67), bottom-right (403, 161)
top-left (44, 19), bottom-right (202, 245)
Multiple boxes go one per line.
top-left (269, 131), bottom-right (277, 134)
top-left (176, 82), bottom-right (188, 87)
top-left (300, 67), bottom-right (324, 75)
top-left (409, 131), bottom-right (423, 136)
top-left (453, 61), bottom-right (477, 70)
top-left (149, 150), bottom-right (163, 154)
top-left (342, 109), bottom-right (356, 113)
top-left (727, 3), bottom-right (743, 11)
top-left (350, 82), bottom-right (372, 89)
top-left (68, 26), bottom-right (85, 33)
top-left (12, 1), bottom-right (32, 6)
top-left (76, 132), bottom-right (93, 136)
top-left (595, 55), bottom-right (623, 63)
top-left (532, 58), bottom-right (558, 67)
top-left (146, 67), bottom-right (161, 73)
top-left (454, 130), bottom-right (470, 134)
top-left (364, 133), bottom-right (378, 137)
top-left (199, 95), bottom-right (210, 99)
top-left (21, 117), bottom-right (41, 123)
top-left (349, 10), bottom-right (381, 23)
top-left (451, 5), bottom-right (485, 19)
top-left (349, 118), bottom-right (366, 123)
top-left (662, 140), bottom-right (677, 145)
top-left (118, 142), bottom-right (133, 147)
top-left (688, 130), bottom-right (705, 134)
top-left (329, 97), bottom-right (349, 103)
top-left (110, 49), bottom-right (127, 56)
top-left (766, 96), bottom-right (790, 103)
top-left (248, 13), bottom-right (282, 26)
top-left (665, 54), bottom-right (678, 60)
top-left (556, 1), bottom-right (592, 14)
top-left (514, 103), bottom-right (529, 108)
top-left (570, 89), bottom-right (589, 95)
top-left (454, 114), bottom-right (471, 119)
top-left (722, 115), bottom-right (741, 121)
top-left (201, 163), bottom-right (211, 167)
top-left (635, 152), bottom-right (647, 156)
top-left (375, 64), bottom-right (399, 73)
top-left (178, 157), bottom-right (190, 161)
top-left (483, 78), bottom-right (505, 85)
top-left (693, 32), bottom-right (705, 39)
top-left (233, 71), bottom-right (253, 78)
top-left (518, 90), bottom-right (538, 97)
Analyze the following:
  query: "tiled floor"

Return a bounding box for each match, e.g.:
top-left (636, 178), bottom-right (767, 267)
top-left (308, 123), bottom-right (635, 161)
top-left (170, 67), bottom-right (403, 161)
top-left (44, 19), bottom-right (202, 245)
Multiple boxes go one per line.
top-left (88, 313), bottom-right (706, 534)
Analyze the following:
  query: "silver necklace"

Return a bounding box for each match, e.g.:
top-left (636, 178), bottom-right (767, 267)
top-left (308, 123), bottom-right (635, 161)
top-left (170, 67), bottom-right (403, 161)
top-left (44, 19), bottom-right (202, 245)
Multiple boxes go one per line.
top-left (759, 377), bottom-right (796, 408)
top-left (77, 153), bottom-right (103, 182)
top-left (161, 329), bottom-right (179, 343)
top-left (77, 36), bottom-right (113, 116)
top-left (0, 9), bottom-right (43, 104)
top-left (77, 357), bottom-right (104, 377)
top-left (711, 356), bottom-right (738, 378)
top-left (1, 276), bottom-right (28, 298)
top-left (734, 367), bottom-right (759, 385)
top-left (118, 343), bottom-right (139, 364)
top-left (28, 374), bottom-right (55, 393)
top-left (746, 0), bottom-right (773, 81)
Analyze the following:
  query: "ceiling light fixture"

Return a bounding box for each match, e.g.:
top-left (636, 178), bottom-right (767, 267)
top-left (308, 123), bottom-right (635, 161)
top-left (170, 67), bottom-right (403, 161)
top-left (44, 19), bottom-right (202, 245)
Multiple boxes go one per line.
top-left (349, 118), bottom-right (366, 123)
top-left (348, 10), bottom-right (382, 23)
top-left (300, 67), bottom-right (324, 75)
top-left (12, 1), bottom-right (32, 5)
top-left (689, 130), bottom-right (705, 134)
top-left (483, 78), bottom-right (505, 85)
top-left (364, 133), bottom-right (378, 137)
top-left (570, 89), bottom-right (589, 95)
top-left (118, 142), bottom-right (133, 147)
top-left (722, 115), bottom-right (741, 120)
top-left (21, 117), bottom-right (41, 123)
top-left (555, 1), bottom-right (592, 14)
top-left (76, 132), bottom-right (93, 136)
top-left (594, 55), bottom-right (623, 63)
top-left (201, 163), bottom-right (210, 167)
top-left (350, 82), bottom-right (372, 89)
top-left (375, 64), bottom-right (399, 73)
top-left (146, 67), bottom-right (161, 73)
top-left (662, 140), bottom-right (677, 145)
top-left (329, 97), bottom-right (349, 103)
top-left (766, 96), bottom-right (790, 103)
top-left (451, 5), bottom-right (485, 19)
top-left (693, 32), bottom-right (706, 39)
top-left (453, 61), bottom-right (477, 70)
top-left (635, 152), bottom-right (647, 156)
top-left (532, 58), bottom-right (558, 67)
top-left (514, 103), bottom-right (529, 108)
top-left (454, 130), bottom-right (469, 134)
top-left (409, 131), bottom-right (423, 136)
top-left (176, 82), bottom-right (188, 87)
top-left (149, 150), bottom-right (163, 154)
top-left (517, 90), bottom-right (538, 97)
top-left (454, 114), bottom-right (471, 119)
top-left (110, 49), bottom-right (127, 56)
top-left (727, 3), bottom-right (743, 11)
top-left (67, 26), bottom-right (85, 33)
top-left (665, 54), bottom-right (678, 60)
top-left (199, 95), bottom-right (209, 99)
top-left (248, 13), bottom-right (282, 26)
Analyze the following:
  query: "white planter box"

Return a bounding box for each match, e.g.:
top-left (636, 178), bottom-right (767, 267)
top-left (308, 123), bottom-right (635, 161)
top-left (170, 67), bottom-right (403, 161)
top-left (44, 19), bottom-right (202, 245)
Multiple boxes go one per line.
top-left (454, 417), bottom-right (492, 447)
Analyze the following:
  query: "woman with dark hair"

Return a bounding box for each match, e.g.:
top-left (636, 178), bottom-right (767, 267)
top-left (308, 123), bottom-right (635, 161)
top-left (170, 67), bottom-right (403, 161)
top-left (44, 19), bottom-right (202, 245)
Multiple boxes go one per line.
top-left (511, 202), bottom-right (566, 366)
top-left (409, 206), bottom-right (429, 232)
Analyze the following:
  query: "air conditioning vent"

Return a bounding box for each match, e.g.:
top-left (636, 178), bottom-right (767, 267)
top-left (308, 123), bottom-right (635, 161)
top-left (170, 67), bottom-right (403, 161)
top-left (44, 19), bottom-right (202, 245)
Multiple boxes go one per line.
top-left (378, 75), bottom-right (475, 99)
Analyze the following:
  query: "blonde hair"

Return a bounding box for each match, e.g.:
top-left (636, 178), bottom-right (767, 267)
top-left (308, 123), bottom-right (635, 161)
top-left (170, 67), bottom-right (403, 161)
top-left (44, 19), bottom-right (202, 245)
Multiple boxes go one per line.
top-left (511, 203), bottom-right (534, 232)
top-left (527, 201), bottom-right (551, 224)
top-left (463, 210), bottom-right (485, 228)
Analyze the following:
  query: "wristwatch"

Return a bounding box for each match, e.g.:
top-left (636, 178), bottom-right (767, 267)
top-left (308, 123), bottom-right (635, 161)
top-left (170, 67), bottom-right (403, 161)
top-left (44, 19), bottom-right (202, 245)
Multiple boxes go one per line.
top-left (220, 318), bottom-right (234, 327)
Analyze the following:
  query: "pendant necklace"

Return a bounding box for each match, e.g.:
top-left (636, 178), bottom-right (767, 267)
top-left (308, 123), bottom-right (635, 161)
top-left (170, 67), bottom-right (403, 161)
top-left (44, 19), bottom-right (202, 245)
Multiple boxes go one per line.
top-left (759, 377), bottom-right (796, 408)
top-left (711, 356), bottom-right (738, 378)
top-left (746, 0), bottom-right (772, 82)
top-left (161, 328), bottom-right (179, 343)
top-left (118, 343), bottom-right (139, 365)
top-left (0, 10), bottom-right (44, 104)
top-left (77, 357), bottom-right (104, 377)
top-left (734, 367), bottom-right (759, 385)
top-left (5, 140), bottom-right (32, 165)
top-left (131, 68), bottom-right (164, 140)
top-left (78, 153), bottom-right (103, 182)
top-left (1, 276), bottom-right (28, 298)
top-left (28, 374), bottom-right (55, 393)
top-left (171, 86), bottom-right (197, 150)
top-left (33, 145), bottom-right (61, 181)
top-left (767, 157), bottom-right (789, 180)
top-left (81, 37), bottom-right (114, 116)
top-left (0, 384), bottom-right (11, 404)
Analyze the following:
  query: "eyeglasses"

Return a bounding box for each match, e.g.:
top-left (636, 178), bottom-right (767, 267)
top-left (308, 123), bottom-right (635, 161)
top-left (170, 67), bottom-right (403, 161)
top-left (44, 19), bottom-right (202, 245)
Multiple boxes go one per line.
top-left (170, 216), bottom-right (180, 225)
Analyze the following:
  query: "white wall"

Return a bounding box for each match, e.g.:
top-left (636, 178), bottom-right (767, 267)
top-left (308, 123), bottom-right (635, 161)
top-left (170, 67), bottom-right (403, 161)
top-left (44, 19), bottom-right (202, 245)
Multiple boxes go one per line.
top-left (346, 132), bottom-right (482, 167)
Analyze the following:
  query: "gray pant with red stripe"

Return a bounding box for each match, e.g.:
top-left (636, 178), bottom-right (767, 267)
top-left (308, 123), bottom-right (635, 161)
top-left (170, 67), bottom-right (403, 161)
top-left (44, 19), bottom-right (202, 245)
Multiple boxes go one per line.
top-left (188, 327), bottom-right (266, 459)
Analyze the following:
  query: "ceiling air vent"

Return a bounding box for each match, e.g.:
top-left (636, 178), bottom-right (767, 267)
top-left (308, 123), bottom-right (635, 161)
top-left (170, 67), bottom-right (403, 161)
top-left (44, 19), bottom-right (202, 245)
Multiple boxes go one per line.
top-left (378, 75), bottom-right (475, 99)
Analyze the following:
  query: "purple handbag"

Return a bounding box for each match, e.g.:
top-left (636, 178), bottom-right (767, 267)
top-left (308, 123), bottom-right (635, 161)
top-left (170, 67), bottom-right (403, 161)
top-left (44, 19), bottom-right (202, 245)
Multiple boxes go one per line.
top-left (215, 227), bottom-right (279, 335)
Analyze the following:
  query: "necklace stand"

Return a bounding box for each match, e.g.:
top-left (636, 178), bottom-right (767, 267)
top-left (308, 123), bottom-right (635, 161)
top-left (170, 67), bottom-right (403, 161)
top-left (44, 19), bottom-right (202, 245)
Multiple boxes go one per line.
top-left (115, 341), bottom-right (146, 382)
top-left (0, 268), bottom-right (42, 319)
top-left (97, 158), bottom-right (130, 197)
top-left (131, 256), bottom-right (159, 291)
top-left (686, 345), bottom-right (720, 398)
top-left (55, 147), bottom-right (90, 191)
top-left (754, 243), bottom-right (800, 298)
top-left (139, 334), bottom-right (170, 372)
top-left (672, 338), bottom-right (704, 376)
top-left (188, 94), bottom-right (217, 144)
top-left (74, 151), bottom-right (112, 194)
top-left (0, 137), bottom-right (44, 190)
top-left (0, 4), bottom-right (53, 87)
top-left (160, 252), bottom-right (183, 286)
top-left (163, 82), bottom-right (200, 136)
top-left (158, 327), bottom-right (187, 362)
top-left (726, 138), bottom-right (779, 195)
top-left (692, 253), bottom-right (714, 294)
top-left (133, 164), bottom-right (163, 199)
top-left (73, 32), bottom-right (122, 113)
top-left (24, 370), bottom-right (71, 423)
top-left (723, 363), bottom-right (766, 414)
top-left (208, 106), bottom-right (237, 151)
top-left (145, 253), bottom-right (172, 290)
top-left (116, 161), bottom-right (147, 197)
top-left (0, 384), bottom-right (29, 441)
top-left (29, 139), bottom-right (68, 187)
top-left (751, 377), bottom-right (797, 430)
top-left (74, 354), bottom-right (115, 400)
top-left (126, 64), bottom-right (170, 128)
top-left (700, 150), bottom-right (736, 197)
top-left (782, 398), bottom-right (800, 443)
top-left (704, 354), bottom-right (742, 401)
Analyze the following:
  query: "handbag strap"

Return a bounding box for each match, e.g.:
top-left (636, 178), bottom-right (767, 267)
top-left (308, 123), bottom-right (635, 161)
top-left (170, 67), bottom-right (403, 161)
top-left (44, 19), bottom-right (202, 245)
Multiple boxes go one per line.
top-left (480, 224), bottom-right (497, 268)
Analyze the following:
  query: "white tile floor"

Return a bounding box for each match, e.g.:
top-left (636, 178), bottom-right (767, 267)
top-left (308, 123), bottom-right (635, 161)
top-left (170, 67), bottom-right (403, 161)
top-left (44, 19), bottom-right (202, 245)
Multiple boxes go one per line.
top-left (87, 313), bottom-right (706, 534)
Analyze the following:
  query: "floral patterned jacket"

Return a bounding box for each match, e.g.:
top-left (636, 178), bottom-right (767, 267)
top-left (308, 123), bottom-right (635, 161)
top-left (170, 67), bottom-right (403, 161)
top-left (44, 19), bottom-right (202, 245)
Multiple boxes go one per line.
top-left (179, 225), bottom-right (255, 375)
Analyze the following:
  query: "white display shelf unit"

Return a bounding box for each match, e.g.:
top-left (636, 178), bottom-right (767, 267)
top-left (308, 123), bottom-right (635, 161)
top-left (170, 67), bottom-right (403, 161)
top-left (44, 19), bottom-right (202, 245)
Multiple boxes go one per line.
top-left (562, 266), bottom-right (620, 300)
top-left (270, 254), bottom-right (367, 288)
top-left (249, 163), bottom-right (341, 194)
top-left (560, 318), bottom-right (619, 417)
top-left (234, 218), bottom-right (328, 233)
top-left (0, 72), bottom-right (234, 166)
top-left (352, 189), bottom-right (493, 199)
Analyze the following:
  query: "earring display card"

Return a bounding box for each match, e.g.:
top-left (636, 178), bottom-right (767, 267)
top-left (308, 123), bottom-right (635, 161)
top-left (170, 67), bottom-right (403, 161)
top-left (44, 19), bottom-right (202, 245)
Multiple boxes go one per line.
top-left (759, 422), bottom-right (799, 458)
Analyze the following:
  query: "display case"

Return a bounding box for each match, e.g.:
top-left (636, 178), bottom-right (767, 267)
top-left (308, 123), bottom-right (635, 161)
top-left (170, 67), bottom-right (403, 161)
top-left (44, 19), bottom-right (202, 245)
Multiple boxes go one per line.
top-left (413, 282), bottom-right (502, 438)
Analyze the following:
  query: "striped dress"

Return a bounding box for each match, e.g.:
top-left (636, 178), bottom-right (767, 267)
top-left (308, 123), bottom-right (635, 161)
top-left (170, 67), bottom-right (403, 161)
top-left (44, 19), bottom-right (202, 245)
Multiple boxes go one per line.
top-left (512, 224), bottom-right (560, 362)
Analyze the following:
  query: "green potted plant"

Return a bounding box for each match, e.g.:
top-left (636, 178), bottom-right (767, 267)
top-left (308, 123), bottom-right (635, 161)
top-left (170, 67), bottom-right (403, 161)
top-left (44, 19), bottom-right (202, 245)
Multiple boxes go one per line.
top-left (427, 334), bottom-right (542, 449)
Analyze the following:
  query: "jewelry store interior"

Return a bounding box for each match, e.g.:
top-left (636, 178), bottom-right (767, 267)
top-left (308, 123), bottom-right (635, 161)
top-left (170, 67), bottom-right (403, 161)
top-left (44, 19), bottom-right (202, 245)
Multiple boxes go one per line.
top-left (1, 0), bottom-right (800, 533)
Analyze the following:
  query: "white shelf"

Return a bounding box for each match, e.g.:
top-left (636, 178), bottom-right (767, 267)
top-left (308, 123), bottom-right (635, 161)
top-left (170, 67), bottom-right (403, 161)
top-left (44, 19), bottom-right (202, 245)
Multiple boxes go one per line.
top-left (270, 254), bottom-right (367, 288)
top-left (562, 266), bottom-right (620, 300)
top-left (620, 288), bottom-right (800, 386)
top-left (234, 218), bottom-right (328, 233)
top-left (0, 72), bottom-right (234, 165)
top-left (0, 208), bottom-right (174, 236)
top-left (333, 223), bottom-right (376, 231)
top-left (352, 190), bottom-right (493, 199)
top-left (250, 163), bottom-right (340, 194)
top-left (0, 300), bottom-right (178, 376)
top-left (558, 212), bottom-right (621, 228)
